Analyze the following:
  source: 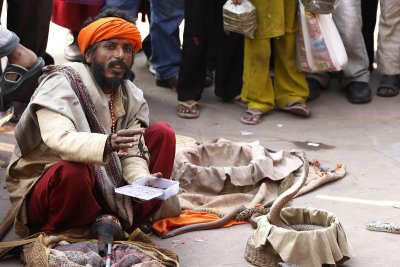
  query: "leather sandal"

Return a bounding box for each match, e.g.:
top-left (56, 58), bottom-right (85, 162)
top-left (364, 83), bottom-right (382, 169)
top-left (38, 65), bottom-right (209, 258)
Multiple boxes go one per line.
top-left (281, 101), bottom-right (311, 117)
top-left (176, 101), bottom-right (200, 119)
top-left (240, 109), bottom-right (264, 125)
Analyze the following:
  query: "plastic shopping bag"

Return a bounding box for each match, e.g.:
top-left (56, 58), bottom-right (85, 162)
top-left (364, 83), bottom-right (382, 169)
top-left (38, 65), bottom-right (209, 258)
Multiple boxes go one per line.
top-left (223, 0), bottom-right (257, 39)
top-left (296, 1), bottom-right (347, 73)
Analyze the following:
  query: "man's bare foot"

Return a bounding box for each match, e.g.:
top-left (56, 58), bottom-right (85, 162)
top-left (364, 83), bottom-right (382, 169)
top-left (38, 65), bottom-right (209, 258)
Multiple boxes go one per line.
top-left (6, 44), bottom-right (38, 81)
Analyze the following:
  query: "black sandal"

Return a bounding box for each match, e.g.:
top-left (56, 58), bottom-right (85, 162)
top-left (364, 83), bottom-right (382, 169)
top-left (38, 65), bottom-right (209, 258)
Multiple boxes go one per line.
top-left (0, 57), bottom-right (44, 96)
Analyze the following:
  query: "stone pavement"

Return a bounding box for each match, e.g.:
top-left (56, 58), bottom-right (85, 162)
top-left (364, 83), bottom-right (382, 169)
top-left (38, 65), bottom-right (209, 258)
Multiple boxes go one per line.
top-left (1, 22), bottom-right (400, 266)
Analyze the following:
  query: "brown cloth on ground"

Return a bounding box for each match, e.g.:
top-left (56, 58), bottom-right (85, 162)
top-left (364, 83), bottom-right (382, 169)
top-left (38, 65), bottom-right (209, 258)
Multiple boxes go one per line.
top-left (170, 139), bottom-right (346, 215)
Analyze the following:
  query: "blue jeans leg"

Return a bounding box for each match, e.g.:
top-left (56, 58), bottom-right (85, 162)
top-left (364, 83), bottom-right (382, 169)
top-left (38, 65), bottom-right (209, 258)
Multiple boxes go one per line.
top-left (149, 0), bottom-right (184, 80)
top-left (0, 26), bottom-right (20, 58)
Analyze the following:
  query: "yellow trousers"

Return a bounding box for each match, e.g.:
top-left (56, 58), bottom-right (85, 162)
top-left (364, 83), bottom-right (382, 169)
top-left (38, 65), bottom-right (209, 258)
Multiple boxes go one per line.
top-left (241, 32), bottom-right (308, 113)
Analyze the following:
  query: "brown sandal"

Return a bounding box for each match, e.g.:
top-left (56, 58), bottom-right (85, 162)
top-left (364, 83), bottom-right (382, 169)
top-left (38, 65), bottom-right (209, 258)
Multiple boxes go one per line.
top-left (176, 101), bottom-right (200, 119)
top-left (240, 109), bottom-right (264, 125)
top-left (281, 101), bottom-right (311, 117)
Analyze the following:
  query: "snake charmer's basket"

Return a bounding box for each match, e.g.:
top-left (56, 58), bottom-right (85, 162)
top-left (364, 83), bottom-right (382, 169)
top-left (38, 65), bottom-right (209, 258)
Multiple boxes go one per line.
top-left (245, 233), bottom-right (282, 267)
top-left (245, 207), bottom-right (351, 267)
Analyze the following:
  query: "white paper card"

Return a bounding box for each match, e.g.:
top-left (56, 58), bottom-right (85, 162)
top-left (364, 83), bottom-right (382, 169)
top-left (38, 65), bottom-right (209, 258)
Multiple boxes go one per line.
top-left (115, 176), bottom-right (179, 201)
top-left (115, 184), bottom-right (163, 200)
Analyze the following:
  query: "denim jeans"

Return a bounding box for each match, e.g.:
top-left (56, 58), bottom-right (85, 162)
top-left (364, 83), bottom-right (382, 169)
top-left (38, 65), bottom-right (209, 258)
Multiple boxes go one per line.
top-left (102, 0), bottom-right (142, 19)
top-left (149, 0), bottom-right (184, 80)
top-left (0, 26), bottom-right (19, 58)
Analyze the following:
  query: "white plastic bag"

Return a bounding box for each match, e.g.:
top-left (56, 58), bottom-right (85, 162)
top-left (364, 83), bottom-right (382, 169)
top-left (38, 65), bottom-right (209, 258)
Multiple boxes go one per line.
top-left (223, 0), bottom-right (257, 39)
top-left (296, 1), bottom-right (347, 73)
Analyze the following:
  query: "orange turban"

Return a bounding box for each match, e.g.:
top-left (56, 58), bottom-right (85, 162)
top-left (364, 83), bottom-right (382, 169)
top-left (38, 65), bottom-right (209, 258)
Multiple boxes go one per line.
top-left (77, 17), bottom-right (142, 55)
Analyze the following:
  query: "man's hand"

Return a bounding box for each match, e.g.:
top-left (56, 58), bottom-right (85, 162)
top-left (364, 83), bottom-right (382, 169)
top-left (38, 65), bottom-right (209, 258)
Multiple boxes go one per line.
top-left (109, 128), bottom-right (145, 157)
top-left (151, 172), bottom-right (162, 178)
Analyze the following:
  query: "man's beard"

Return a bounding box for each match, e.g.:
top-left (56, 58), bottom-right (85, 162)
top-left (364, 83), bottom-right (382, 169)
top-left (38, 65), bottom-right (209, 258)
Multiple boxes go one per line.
top-left (90, 58), bottom-right (131, 91)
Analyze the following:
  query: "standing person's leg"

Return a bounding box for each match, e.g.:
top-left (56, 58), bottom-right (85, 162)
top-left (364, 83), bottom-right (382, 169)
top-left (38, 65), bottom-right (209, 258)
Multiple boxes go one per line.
top-left (142, 0), bottom-right (153, 64)
top-left (176, 0), bottom-right (209, 118)
top-left (273, 32), bottom-right (310, 117)
top-left (213, 0), bottom-right (244, 102)
top-left (361, 0), bottom-right (379, 71)
top-left (102, 0), bottom-right (142, 19)
top-left (240, 37), bottom-right (274, 125)
top-left (376, 0), bottom-right (400, 97)
top-left (333, 0), bottom-right (371, 103)
top-left (308, 0), bottom-right (371, 103)
top-left (204, 3), bottom-right (216, 88)
top-left (149, 0), bottom-right (184, 89)
top-left (52, 0), bottom-right (102, 62)
top-left (7, 0), bottom-right (52, 63)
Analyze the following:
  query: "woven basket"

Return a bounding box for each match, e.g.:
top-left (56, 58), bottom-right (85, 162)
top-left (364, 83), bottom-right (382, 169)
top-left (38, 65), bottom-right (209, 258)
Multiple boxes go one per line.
top-left (244, 233), bottom-right (282, 267)
top-left (244, 207), bottom-right (350, 266)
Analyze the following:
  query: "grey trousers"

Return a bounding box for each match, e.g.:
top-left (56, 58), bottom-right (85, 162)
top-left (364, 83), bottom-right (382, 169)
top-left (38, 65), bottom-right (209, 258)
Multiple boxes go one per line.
top-left (0, 25), bottom-right (19, 58)
top-left (377, 0), bottom-right (400, 75)
top-left (307, 0), bottom-right (370, 88)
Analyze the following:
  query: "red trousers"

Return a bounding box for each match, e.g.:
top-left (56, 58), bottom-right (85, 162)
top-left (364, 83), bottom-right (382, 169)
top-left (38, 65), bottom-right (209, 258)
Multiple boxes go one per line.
top-left (27, 121), bottom-right (176, 232)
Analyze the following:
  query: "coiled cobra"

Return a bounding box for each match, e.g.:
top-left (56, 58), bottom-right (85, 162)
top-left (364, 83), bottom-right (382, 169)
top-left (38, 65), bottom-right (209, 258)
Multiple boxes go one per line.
top-left (267, 151), bottom-right (310, 230)
top-left (160, 151), bottom-right (309, 238)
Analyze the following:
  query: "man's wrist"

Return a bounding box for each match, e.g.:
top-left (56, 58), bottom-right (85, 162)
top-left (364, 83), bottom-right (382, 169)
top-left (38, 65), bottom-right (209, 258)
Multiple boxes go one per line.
top-left (105, 133), bottom-right (113, 154)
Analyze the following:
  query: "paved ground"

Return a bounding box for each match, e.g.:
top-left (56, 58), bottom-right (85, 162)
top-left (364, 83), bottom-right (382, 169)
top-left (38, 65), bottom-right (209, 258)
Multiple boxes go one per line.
top-left (1, 21), bottom-right (400, 266)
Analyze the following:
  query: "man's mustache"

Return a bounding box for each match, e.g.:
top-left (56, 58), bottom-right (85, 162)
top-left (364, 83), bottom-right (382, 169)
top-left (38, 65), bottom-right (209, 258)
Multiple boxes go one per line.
top-left (108, 60), bottom-right (129, 72)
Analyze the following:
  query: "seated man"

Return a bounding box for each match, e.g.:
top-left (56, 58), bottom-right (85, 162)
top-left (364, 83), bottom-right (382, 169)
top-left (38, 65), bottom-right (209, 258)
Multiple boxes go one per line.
top-left (6, 8), bottom-right (176, 238)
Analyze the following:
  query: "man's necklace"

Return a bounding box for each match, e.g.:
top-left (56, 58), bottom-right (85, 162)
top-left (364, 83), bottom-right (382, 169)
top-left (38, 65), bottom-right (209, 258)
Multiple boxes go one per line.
top-left (109, 92), bottom-right (116, 134)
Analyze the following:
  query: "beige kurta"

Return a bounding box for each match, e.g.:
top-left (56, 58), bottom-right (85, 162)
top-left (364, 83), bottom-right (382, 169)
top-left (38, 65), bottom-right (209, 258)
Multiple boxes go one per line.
top-left (6, 62), bottom-right (151, 237)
